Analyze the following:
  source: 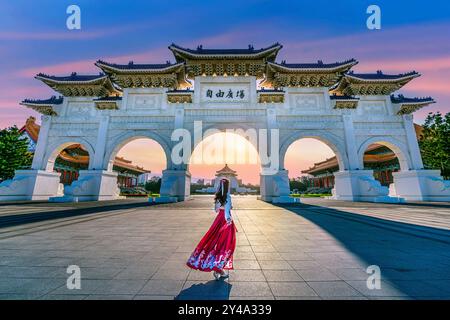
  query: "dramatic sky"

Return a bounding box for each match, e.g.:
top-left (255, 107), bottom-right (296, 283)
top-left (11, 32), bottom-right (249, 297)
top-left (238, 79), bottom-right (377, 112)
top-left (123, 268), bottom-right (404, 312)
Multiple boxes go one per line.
top-left (1, 0), bottom-right (449, 183)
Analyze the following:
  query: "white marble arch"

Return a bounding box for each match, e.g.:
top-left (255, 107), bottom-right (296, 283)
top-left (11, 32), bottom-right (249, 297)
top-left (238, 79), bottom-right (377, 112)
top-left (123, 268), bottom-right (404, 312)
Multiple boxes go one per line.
top-left (279, 130), bottom-right (349, 171)
top-left (43, 138), bottom-right (95, 172)
top-left (1, 74), bottom-right (449, 202)
top-left (103, 130), bottom-right (171, 171)
top-left (357, 136), bottom-right (412, 172)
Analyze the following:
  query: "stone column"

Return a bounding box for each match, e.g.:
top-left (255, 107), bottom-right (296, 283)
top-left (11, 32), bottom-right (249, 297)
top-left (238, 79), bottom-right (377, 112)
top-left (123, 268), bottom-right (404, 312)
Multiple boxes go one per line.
top-left (92, 115), bottom-right (110, 169)
top-left (157, 108), bottom-right (191, 203)
top-left (342, 113), bottom-right (360, 170)
top-left (259, 105), bottom-right (297, 203)
top-left (402, 114), bottom-right (424, 170)
top-left (32, 115), bottom-right (52, 170)
top-left (159, 166), bottom-right (191, 202)
top-left (260, 168), bottom-right (298, 203)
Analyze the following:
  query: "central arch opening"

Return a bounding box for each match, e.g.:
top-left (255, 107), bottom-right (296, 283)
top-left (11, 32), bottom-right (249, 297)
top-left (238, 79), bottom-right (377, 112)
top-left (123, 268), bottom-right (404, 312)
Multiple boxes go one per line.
top-left (189, 132), bottom-right (261, 195)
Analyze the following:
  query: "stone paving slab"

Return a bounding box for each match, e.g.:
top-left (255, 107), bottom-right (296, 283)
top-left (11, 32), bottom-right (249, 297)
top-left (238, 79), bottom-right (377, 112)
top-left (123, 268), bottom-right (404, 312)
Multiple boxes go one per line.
top-left (0, 196), bottom-right (449, 300)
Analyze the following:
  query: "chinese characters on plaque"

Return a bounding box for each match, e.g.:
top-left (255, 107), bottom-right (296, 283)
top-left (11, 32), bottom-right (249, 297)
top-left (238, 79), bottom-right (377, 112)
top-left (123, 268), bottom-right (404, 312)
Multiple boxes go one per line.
top-left (202, 87), bottom-right (249, 103)
top-left (206, 88), bottom-right (245, 100)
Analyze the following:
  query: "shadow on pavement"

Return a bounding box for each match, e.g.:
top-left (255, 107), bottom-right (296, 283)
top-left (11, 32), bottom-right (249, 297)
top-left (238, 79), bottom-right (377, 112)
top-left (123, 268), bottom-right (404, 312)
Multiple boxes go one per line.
top-left (274, 202), bottom-right (450, 299)
top-left (175, 280), bottom-right (232, 300)
top-left (0, 200), bottom-right (154, 229)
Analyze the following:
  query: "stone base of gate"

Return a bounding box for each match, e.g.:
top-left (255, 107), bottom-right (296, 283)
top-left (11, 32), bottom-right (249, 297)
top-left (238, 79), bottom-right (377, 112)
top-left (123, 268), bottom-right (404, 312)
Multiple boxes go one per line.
top-left (0, 170), bottom-right (62, 201)
top-left (392, 170), bottom-right (450, 202)
top-left (160, 169), bottom-right (191, 202)
top-left (272, 196), bottom-right (300, 204)
top-left (259, 170), bottom-right (298, 203)
top-left (149, 196), bottom-right (178, 203)
top-left (50, 170), bottom-right (122, 202)
top-left (332, 170), bottom-right (404, 203)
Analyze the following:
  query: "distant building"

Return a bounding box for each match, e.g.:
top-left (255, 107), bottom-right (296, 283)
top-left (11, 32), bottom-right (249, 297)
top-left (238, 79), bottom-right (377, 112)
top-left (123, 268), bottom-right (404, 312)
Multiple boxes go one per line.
top-left (195, 179), bottom-right (205, 186)
top-left (19, 116), bottom-right (150, 187)
top-left (137, 172), bottom-right (153, 185)
top-left (197, 164), bottom-right (257, 194)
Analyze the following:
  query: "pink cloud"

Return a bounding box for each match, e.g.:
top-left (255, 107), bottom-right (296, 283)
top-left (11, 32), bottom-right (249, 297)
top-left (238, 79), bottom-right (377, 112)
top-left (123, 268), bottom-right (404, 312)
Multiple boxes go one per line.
top-left (0, 19), bottom-right (174, 42)
top-left (278, 21), bottom-right (450, 61)
top-left (355, 56), bottom-right (450, 73)
top-left (0, 85), bottom-right (53, 100)
top-left (16, 47), bottom-right (170, 78)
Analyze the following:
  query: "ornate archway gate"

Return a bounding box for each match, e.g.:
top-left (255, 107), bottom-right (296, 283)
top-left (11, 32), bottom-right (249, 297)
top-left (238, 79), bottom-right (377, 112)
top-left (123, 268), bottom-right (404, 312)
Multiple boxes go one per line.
top-left (1, 43), bottom-right (449, 202)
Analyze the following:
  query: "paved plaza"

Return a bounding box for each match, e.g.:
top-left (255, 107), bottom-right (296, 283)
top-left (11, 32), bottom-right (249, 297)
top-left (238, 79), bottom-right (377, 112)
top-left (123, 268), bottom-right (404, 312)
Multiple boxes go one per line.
top-left (0, 196), bottom-right (450, 300)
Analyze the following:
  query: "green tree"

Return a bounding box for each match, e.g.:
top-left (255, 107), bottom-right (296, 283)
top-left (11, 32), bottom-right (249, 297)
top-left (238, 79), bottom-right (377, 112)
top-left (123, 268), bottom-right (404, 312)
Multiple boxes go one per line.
top-left (0, 126), bottom-right (33, 181)
top-left (289, 176), bottom-right (313, 192)
top-left (419, 112), bottom-right (450, 179)
top-left (144, 178), bottom-right (161, 194)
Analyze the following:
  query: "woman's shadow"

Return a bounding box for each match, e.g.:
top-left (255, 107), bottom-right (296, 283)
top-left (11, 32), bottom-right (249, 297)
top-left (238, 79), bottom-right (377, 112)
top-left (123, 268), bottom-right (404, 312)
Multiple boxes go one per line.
top-left (175, 279), bottom-right (232, 300)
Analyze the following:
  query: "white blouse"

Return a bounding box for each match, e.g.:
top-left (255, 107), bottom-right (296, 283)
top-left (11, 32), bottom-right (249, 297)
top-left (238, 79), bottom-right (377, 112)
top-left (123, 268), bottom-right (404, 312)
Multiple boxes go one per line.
top-left (214, 193), bottom-right (233, 223)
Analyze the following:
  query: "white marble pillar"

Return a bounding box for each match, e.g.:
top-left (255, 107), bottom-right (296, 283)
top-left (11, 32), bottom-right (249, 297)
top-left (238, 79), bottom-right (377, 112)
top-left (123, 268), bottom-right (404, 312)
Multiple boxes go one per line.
top-left (157, 108), bottom-right (191, 203)
top-left (260, 168), bottom-right (298, 203)
top-left (31, 115), bottom-right (52, 170)
top-left (159, 168), bottom-right (191, 202)
top-left (342, 112), bottom-right (360, 170)
top-left (92, 115), bottom-right (110, 169)
top-left (402, 114), bottom-right (424, 170)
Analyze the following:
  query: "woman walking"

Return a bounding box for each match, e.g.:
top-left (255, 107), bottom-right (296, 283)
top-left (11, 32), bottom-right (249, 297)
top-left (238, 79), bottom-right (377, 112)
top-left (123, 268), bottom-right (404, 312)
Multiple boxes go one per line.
top-left (186, 178), bottom-right (237, 280)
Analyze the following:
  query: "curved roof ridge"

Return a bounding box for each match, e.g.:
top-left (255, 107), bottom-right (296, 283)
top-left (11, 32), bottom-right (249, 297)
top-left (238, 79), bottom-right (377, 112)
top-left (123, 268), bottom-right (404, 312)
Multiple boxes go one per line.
top-left (273, 58), bottom-right (358, 69)
top-left (21, 95), bottom-right (64, 105)
top-left (345, 70), bottom-right (420, 80)
top-left (35, 72), bottom-right (107, 82)
top-left (169, 42), bottom-right (282, 54)
top-left (96, 59), bottom-right (184, 71)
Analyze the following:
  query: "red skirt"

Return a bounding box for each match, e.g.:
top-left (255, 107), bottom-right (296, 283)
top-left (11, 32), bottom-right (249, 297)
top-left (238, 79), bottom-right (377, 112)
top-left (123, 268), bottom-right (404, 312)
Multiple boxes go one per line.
top-left (186, 208), bottom-right (237, 272)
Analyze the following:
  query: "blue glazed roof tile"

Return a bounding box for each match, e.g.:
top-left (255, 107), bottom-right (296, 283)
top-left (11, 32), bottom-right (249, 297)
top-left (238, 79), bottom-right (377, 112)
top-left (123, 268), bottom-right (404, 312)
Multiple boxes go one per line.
top-left (391, 94), bottom-right (434, 104)
top-left (21, 96), bottom-right (64, 105)
top-left (36, 72), bottom-right (106, 82)
top-left (169, 43), bottom-right (282, 55)
top-left (346, 70), bottom-right (419, 80)
top-left (96, 60), bottom-right (181, 70)
top-left (275, 59), bottom-right (357, 69)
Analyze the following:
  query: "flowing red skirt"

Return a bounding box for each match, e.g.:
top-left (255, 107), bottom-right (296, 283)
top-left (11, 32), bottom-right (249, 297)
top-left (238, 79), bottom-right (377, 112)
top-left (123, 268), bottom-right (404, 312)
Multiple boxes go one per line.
top-left (186, 208), bottom-right (237, 272)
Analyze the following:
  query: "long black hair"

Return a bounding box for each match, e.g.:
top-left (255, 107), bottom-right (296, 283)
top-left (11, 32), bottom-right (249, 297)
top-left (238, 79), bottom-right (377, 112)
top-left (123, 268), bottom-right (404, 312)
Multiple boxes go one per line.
top-left (214, 178), bottom-right (229, 206)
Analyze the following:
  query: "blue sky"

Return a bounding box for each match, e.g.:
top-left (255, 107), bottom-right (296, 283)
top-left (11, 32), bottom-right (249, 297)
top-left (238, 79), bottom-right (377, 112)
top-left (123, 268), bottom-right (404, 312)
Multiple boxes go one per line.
top-left (1, 0), bottom-right (450, 127)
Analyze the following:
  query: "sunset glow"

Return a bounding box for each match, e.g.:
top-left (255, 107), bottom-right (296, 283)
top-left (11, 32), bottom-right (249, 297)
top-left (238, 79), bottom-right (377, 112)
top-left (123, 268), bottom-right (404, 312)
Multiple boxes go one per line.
top-left (116, 134), bottom-right (336, 184)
